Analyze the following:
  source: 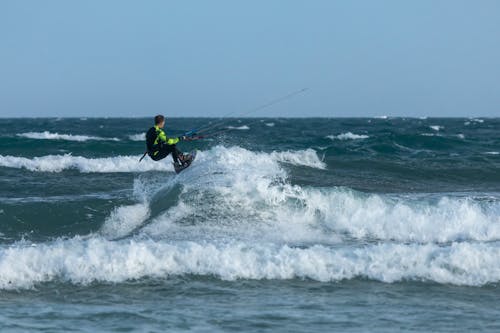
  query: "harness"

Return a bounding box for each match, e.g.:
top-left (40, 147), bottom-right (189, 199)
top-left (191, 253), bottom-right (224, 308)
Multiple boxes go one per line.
top-left (147, 127), bottom-right (164, 157)
top-left (139, 127), bottom-right (162, 162)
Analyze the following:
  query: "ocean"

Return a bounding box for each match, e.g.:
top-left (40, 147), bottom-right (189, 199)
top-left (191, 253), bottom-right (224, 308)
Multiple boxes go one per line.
top-left (0, 117), bottom-right (499, 332)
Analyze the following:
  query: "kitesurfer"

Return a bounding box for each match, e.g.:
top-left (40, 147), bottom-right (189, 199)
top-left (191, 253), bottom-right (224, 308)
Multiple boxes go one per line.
top-left (145, 115), bottom-right (188, 166)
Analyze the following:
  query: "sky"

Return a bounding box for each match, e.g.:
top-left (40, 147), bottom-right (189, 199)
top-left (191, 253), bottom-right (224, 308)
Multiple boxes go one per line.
top-left (0, 0), bottom-right (499, 118)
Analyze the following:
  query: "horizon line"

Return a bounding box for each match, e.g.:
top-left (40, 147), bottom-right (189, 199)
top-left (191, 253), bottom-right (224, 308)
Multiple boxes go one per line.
top-left (0, 116), bottom-right (498, 120)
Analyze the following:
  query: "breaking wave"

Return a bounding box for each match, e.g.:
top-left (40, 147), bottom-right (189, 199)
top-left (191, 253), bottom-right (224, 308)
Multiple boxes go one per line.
top-left (0, 146), bottom-right (325, 173)
top-left (270, 149), bottom-right (326, 169)
top-left (1, 144), bottom-right (499, 290)
top-left (1, 239), bottom-right (499, 290)
top-left (227, 125), bottom-right (250, 130)
top-left (128, 133), bottom-right (146, 141)
top-left (327, 132), bottom-right (369, 140)
top-left (17, 131), bottom-right (120, 142)
top-left (0, 154), bottom-right (171, 173)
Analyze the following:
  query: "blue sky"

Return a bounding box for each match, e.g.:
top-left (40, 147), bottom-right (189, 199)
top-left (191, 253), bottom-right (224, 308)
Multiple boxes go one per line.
top-left (1, 0), bottom-right (499, 117)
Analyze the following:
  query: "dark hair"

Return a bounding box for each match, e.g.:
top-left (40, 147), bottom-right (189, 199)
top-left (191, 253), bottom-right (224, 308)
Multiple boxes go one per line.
top-left (154, 115), bottom-right (165, 125)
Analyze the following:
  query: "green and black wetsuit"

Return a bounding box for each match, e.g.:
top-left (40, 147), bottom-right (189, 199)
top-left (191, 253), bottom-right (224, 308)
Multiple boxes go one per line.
top-left (146, 125), bottom-right (183, 163)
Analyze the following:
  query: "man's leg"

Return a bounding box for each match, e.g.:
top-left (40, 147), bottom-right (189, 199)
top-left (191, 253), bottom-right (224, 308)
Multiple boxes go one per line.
top-left (165, 144), bottom-right (184, 165)
top-left (151, 148), bottom-right (169, 161)
top-left (160, 145), bottom-right (184, 164)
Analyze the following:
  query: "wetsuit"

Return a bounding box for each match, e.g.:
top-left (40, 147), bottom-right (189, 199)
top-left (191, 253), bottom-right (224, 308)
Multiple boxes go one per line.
top-left (146, 125), bottom-right (183, 164)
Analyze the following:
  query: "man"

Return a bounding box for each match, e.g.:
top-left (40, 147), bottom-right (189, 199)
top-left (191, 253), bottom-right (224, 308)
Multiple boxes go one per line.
top-left (146, 115), bottom-right (188, 166)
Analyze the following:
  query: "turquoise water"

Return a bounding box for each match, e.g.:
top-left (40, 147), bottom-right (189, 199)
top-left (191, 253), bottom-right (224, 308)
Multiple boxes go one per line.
top-left (0, 117), bottom-right (499, 332)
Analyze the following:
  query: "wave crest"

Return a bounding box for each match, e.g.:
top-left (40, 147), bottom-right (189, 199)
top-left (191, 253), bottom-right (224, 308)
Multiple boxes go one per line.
top-left (17, 131), bottom-right (119, 142)
top-left (1, 239), bottom-right (499, 289)
top-left (327, 132), bottom-right (369, 140)
top-left (0, 154), bottom-right (171, 173)
top-left (0, 146), bottom-right (325, 173)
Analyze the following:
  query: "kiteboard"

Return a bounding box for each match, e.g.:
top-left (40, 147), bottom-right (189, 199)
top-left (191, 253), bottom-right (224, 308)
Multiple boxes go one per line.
top-left (173, 150), bottom-right (197, 174)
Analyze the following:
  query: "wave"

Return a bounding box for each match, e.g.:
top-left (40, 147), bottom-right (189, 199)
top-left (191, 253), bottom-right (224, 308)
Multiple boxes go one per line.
top-left (0, 154), bottom-right (171, 173)
top-left (429, 125), bottom-right (444, 131)
top-left (2, 143), bottom-right (500, 289)
top-left (100, 203), bottom-right (150, 239)
top-left (0, 192), bottom-right (124, 204)
top-left (89, 146), bottom-right (500, 245)
top-left (270, 149), bottom-right (326, 169)
top-left (2, 238), bottom-right (500, 289)
top-left (128, 133), bottom-right (145, 141)
top-left (227, 125), bottom-right (250, 130)
top-left (0, 146), bottom-right (325, 173)
top-left (17, 131), bottom-right (120, 142)
top-left (327, 132), bottom-right (369, 140)
top-left (133, 182), bottom-right (500, 245)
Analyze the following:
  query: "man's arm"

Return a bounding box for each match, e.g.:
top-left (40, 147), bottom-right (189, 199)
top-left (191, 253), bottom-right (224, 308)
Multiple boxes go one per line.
top-left (166, 136), bottom-right (180, 145)
top-left (158, 130), bottom-right (180, 145)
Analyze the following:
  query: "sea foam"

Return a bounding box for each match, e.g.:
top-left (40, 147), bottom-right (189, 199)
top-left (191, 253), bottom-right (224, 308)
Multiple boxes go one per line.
top-left (227, 125), bottom-right (250, 130)
top-left (0, 147), bottom-right (325, 173)
top-left (2, 145), bottom-right (500, 290)
top-left (1, 238), bottom-right (500, 289)
top-left (0, 154), bottom-right (171, 173)
top-left (327, 132), bottom-right (369, 140)
top-left (98, 146), bottom-right (500, 245)
top-left (17, 131), bottom-right (120, 142)
top-left (128, 133), bottom-right (146, 141)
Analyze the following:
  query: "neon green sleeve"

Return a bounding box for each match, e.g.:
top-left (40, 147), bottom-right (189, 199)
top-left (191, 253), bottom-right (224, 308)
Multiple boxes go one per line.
top-left (156, 127), bottom-right (179, 145)
top-left (166, 136), bottom-right (179, 145)
top-left (157, 130), bottom-right (167, 143)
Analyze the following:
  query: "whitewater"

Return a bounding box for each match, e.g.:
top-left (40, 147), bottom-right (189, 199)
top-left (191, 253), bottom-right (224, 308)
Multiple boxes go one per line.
top-left (1, 145), bottom-right (499, 288)
top-left (0, 117), bottom-right (499, 332)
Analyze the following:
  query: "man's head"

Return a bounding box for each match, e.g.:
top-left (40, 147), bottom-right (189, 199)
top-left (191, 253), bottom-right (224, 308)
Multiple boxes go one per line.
top-left (154, 115), bottom-right (165, 128)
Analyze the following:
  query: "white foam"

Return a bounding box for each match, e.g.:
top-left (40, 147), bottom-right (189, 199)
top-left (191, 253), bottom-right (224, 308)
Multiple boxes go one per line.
top-left (2, 144), bottom-right (500, 289)
top-left (0, 146), bottom-right (325, 173)
top-left (312, 191), bottom-right (500, 243)
top-left (270, 149), bottom-right (326, 169)
top-left (429, 125), bottom-right (443, 131)
top-left (128, 133), bottom-right (146, 141)
top-left (327, 132), bottom-right (369, 140)
top-left (2, 238), bottom-right (500, 289)
top-left (227, 125), bottom-right (250, 130)
top-left (0, 154), bottom-right (172, 173)
top-left (100, 204), bottom-right (150, 239)
top-left (118, 146), bottom-right (500, 245)
top-left (265, 122), bottom-right (275, 127)
top-left (485, 152), bottom-right (499, 155)
top-left (17, 131), bottom-right (120, 142)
